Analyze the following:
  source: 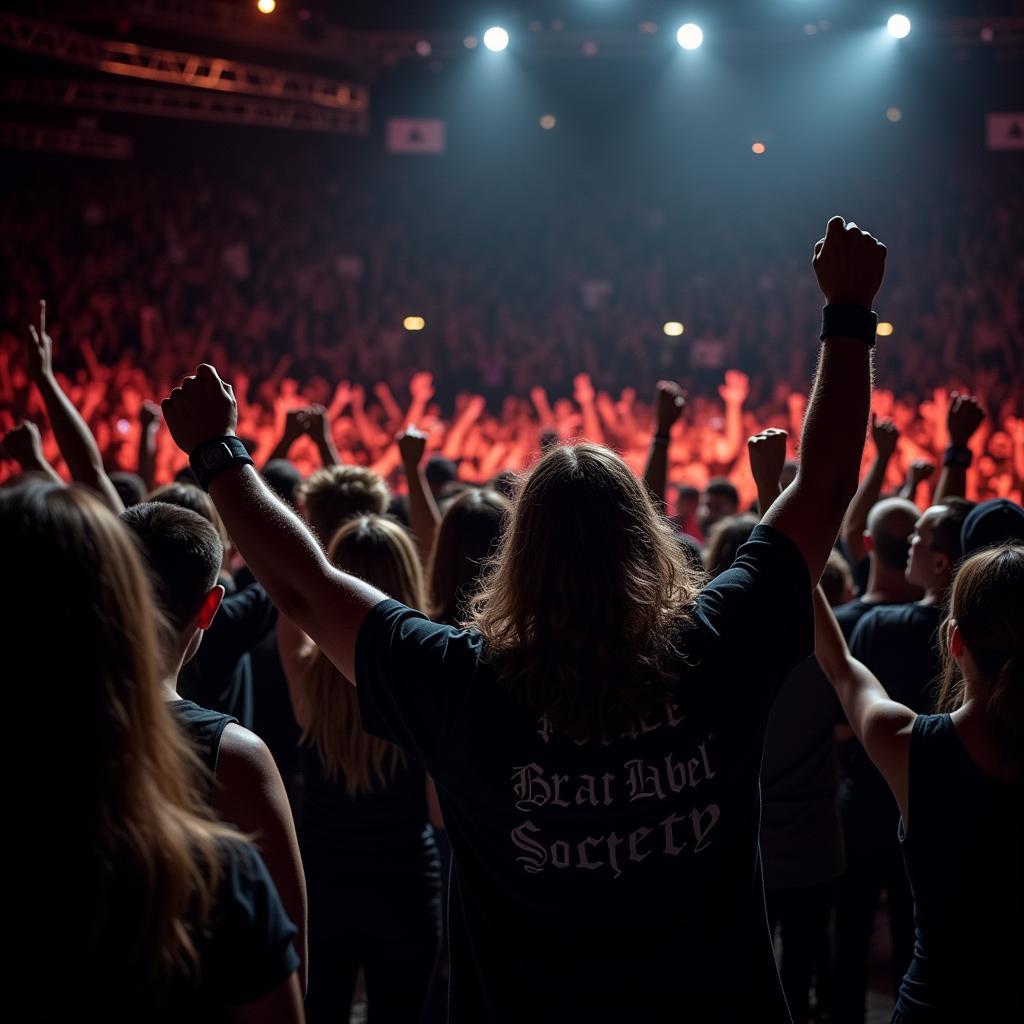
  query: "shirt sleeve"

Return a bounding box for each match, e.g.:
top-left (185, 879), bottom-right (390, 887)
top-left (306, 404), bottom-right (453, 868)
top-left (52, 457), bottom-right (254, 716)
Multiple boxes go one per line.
top-left (695, 524), bottom-right (814, 705)
top-left (207, 842), bottom-right (300, 1007)
top-left (355, 599), bottom-right (484, 773)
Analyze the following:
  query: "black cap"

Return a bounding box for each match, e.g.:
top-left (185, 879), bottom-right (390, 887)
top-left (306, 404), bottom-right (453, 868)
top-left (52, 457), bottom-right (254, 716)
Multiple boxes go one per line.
top-left (960, 498), bottom-right (1024, 557)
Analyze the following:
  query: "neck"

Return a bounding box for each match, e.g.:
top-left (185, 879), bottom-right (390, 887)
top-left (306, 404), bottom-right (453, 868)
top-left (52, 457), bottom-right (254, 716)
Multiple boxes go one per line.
top-left (920, 579), bottom-right (950, 607)
top-left (861, 562), bottom-right (921, 605)
top-left (162, 677), bottom-right (181, 702)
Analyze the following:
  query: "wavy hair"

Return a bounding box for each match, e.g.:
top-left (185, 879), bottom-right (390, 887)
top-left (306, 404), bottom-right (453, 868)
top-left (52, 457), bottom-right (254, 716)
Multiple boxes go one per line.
top-left (302, 515), bottom-right (424, 793)
top-left (469, 444), bottom-right (707, 739)
top-left (937, 543), bottom-right (1024, 769)
top-left (1, 481), bottom-right (239, 980)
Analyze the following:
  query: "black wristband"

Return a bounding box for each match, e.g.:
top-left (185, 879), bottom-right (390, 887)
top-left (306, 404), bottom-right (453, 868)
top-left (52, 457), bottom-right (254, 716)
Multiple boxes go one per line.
top-left (651, 434), bottom-right (670, 447)
top-left (189, 435), bottom-right (254, 492)
top-left (942, 445), bottom-right (973, 469)
top-left (820, 304), bottom-right (878, 347)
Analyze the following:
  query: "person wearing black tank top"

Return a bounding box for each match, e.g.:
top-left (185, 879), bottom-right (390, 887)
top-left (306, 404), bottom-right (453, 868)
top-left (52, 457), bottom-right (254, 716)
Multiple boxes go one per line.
top-left (121, 500), bottom-right (308, 988)
top-left (279, 515), bottom-right (442, 1023)
top-left (814, 544), bottom-right (1023, 1023)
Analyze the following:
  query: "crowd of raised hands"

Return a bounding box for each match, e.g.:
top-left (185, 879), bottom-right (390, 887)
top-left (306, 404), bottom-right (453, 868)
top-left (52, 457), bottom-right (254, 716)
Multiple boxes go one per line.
top-left (2, 321), bottom-right (1022, 512)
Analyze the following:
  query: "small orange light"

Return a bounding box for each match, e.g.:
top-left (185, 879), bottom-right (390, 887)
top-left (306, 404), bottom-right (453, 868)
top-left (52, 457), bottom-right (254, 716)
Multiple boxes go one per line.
top-left (257, 0), bottom-right (276, 14)
top-left (403, 316), bottom-right (426, 331)
top-left (751, 142), bottom-right (766, 155)
top-left (877, 322), bottom-right (894, 336)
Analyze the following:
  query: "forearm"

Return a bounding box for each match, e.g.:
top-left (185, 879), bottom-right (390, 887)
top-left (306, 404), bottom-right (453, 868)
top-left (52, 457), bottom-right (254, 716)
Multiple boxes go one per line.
top-left (842, 454), bottom-right (889, 559)
top-left (315, 432), bottom-right (341, 468)
top-left (933, 464), bottom-right (966, 503)
top-left (138, 425), bottom-right (158, 491)
top-left (643, 438), bottom-right (669, 508)
top-left (11, 446), bottom-right (63, 484)
top-left (403, 459), bottom-right (441, 559)
top-left (36, 373), bottom-right (123, 512)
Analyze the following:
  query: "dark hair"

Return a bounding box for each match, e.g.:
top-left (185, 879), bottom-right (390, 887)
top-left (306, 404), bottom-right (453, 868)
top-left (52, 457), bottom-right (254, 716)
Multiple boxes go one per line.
top-left (121, 502), bottom-right (224, 631)
top-left (424, 454), bottom-right (458, 490)
top-left (297, 464), bottom-right (388, 545)
top-left (470, 444), bottom-right (707, 739)
top-left (429, 488), bottom-right (510, 624)
top-left (938, 544), bottom-right (1024, 769)
top-left (930, 498), bottom-right (975, 562)
top-left (703, 514), bottom-right (758, 577)
top-left (488, 470), bottom-right (521, 502)
top-left (262, 459), bottom-right (302, 506)
top-left (109, 471), bottom-right (147, 508)
top-left (676, 484), bottom-right (700, 502)
top-left (705, 478), bottom-right (740, 508)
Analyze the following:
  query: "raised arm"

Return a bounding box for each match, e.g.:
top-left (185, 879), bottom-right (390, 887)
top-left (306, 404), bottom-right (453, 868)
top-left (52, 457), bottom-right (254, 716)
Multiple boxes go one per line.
top-left (813, 588), bottom-right (914, 821)
top-left (0, 420), bottom-right (63, 484)
top-left (761, 217), bottom-right (882, 584)
top-left (747, 428), bottom-right (789, 518)
top-left (26, 302), bottom-right (124, 514)
top-left (934, 392), bottom-right (984, 503)
top-left (842, 413), bottom-right (899, 564)
top-left (138, 400), bottom-right (161, 492)
top-left (642, 380), bottom-right (685, 509)
top-left (162, 365), bottom-right (388, 683)
top-left (897, 458), bottom-right (936, 505)
top-left (262, 408), bottom-right (309, 469)
top-left (398, 426), bottom-right (441, 560)
top-left (305, 404), bottom-right (341, 468)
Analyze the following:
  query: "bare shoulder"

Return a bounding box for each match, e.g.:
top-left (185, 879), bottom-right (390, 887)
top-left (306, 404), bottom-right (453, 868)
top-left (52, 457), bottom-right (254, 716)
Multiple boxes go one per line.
top-left (217, 723), bottom-right (281, 798)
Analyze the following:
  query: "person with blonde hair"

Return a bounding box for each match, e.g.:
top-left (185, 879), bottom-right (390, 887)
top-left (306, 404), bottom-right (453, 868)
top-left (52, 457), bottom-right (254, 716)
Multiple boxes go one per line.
top-left (814, 544), bottom-right (1023, 1022)
top-left (161, 215), bottom-right (885, 1021)
top-left (279, 515), bottom-right (442, 1023)
top-left (3, 480), bottom-right (302, 1021)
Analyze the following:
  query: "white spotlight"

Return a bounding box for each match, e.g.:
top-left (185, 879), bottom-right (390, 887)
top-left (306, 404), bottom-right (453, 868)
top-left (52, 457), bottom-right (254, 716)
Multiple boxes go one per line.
top-left (676, 23), bottom-right (703, 50)
top-left (483, 26), bottom-right (510, 52)
top-left (887, 14), bottom-right (911, 39)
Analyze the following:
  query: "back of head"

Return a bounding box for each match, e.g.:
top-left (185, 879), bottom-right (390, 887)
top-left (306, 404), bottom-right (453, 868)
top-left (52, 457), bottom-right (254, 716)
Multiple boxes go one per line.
top-left (0, 481), bottom-right (230, 980)
top-left (262, 459), bottom-right (303, 506)
top-left (297, 464), bottom-right (389, 545)
top-left (304, 515), bottom-right (425, 793)
top-left (109, 471), bottom-right (147, 508)
top-left (424, 454), bottom-right (458, 494)
top-left (866, 496), bottom-right (920, 570)
top-left (149, 481), bottom-right (229, 551)
top-left (429, 487), bottom-right (510, 624)
top-left (703, 514), bottom-right (758, 577)
top-left (470, 443), bottom-right (706, 739)
top-left (939, 543), bottom-right (1024, 768)
top-left (120, 502), bottom-right (224, 633)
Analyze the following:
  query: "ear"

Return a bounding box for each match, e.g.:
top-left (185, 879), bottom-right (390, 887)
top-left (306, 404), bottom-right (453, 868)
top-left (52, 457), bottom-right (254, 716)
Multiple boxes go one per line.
top-left (949, 620), bottom-right (964, 658)
top-left (196, 585), bottom-right (225, 631)
top-left (933, 550), bottom-right (951, 580)
top-left (862, 531), bottom-right (874, 554)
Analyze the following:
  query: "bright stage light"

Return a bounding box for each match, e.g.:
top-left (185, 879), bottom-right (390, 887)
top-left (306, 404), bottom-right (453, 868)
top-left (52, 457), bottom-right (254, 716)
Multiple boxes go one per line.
top-left (676, 24), bottom-right (703, 50)
top-left (257, 0), bottom-right (275, 14)
top-left (877, 322), bottom-right (894, 336)
top-left (887, 14), bottom-right (911, 39)
top-left (663, 322), bottom-right (685, 337)
top-left (751, 142), bottom-right (766, 155)
top-left (483, 26), bottom-right (510, 52)
top-left (403, 316), bottom-right (426, 331)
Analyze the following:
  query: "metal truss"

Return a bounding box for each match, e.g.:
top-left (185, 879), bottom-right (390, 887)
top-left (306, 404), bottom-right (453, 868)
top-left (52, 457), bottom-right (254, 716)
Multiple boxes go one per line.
top-left (1, 78), bottom-right (367, 135)
top-left (0, 13), bottom-right (369, 110)
top-left (0, 120), bottom-right (133, 159)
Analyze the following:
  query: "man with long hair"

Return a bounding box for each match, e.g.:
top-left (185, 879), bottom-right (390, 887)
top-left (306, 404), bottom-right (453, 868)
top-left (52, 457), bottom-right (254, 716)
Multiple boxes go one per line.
top-left (161, 216), bottom-right (885, 1022)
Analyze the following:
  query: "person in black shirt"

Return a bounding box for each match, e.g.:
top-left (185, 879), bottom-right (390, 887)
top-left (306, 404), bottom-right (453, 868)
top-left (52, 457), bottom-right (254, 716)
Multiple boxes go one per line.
top-left (835, 498), bottom-right (973, 1022)
top-left (3, 480), bottom-right (302, 1022)
top-left (815, 545), bottom-right (1023, 1023)
top-left (161, 215), bottom-right (885, 1022)
top-left (279, 515), bottom-right (442, 1023)
top-left (121, 500), bottom-right (308, 985)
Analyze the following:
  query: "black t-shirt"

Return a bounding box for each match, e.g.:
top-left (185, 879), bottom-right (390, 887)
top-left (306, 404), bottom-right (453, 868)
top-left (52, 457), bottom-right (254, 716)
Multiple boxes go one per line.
top-left (39, 841), bottom-right (299, 1022)
top-left (355, 525), bottom-right (812, 1023)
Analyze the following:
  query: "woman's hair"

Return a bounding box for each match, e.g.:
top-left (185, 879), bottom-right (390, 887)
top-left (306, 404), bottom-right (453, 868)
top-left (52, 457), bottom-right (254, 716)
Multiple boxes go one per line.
top-left (302, 514), bottom-right (425, 794)
top-left (428, 487), bottom-right (510, 625)
top-left (1, 481), bottom-right (238, 979)
top-left (703, 514), bottom-right (758, 577)
top-left (469, 444), bottom-right (707, 739)
top-left (937, 543), bottom-right (1024, 768)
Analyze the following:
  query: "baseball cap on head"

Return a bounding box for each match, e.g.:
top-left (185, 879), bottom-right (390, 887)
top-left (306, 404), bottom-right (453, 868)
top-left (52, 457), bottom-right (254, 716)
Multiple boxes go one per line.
top-left (960, 498), bottom-right (1024, 557)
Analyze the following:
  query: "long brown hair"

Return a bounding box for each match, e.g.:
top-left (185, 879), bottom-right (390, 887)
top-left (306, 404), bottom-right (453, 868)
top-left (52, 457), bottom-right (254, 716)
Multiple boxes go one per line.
top-left (937, 543), bottom-right (1024, 768)
top-left (428, 487), bottom-right (510, 624)
top-left (1, 481), bottom-right (239, 979)
top-left (302, 515), bottom-right (425, 794)
top-left (469, 443), bottom-right (707, 739)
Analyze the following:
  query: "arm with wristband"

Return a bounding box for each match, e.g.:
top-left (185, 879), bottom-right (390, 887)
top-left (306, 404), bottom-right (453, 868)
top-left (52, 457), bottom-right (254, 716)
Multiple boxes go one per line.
top-left (642, 380), bottom-right (685, 510)
top-left (933, 392), bottom-right (984, 504)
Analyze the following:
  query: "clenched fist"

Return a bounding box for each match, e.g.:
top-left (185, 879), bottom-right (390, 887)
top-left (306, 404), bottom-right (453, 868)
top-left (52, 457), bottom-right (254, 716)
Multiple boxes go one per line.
top-left (813, 216), bottom-right (886, 309)
top-left (161, 364), bottom-right (238, 455)
top-left (747, 428), bottom-right (789, 493)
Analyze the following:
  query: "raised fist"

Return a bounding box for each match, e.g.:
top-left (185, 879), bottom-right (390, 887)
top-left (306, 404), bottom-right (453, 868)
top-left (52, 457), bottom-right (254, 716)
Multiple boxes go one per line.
top-left (409, 371), bottom-right (435, 403)
top-left (283, 407), bottom-right (309, 441)
top-left (1, 420), bottom-right (45, 467)
top-left (719, 370), bottom-right (750, 406)
top-left (947, 392), bottom-right (985, 447)
top-left (813, 216), bottom-right (886, 309)
top-left (870, 412), bottom-right (899, 460)
top-left (161, 364), bottom-right (238, 455)
top-left (305, 404), bottom-right (330, 444)
top-left (653, 380), bottom-right (686, 434)
top-left (397, 425), bottom-right (428, 467)
top-left (140, 400), bottom-right (162, 430)
top-left (747, 428), bottom-right (789, 492)
top-left (906, 459), bottom-right (936, 488)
